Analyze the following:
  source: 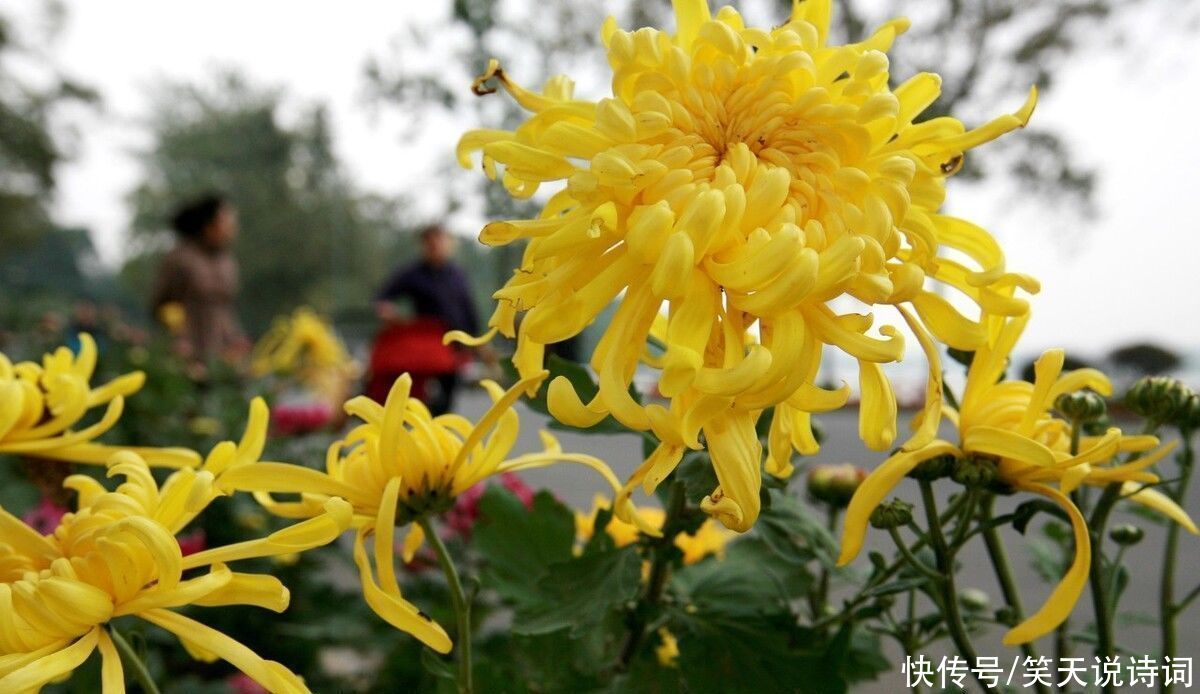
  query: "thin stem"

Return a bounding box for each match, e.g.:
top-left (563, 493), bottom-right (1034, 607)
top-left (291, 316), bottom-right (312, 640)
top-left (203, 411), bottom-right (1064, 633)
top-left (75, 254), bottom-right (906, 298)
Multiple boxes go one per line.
top-left (919, 480), bottom-right (989, 691)
top-left (419, 518), bottom-right (473, 694)
top-left (887, 526), bottom-right (943, 583)
top-left (814, 506), bottom-right (840, 618)
top-left (1161, 428), bottom-right (1194, 694)
top-left (109, 626), bottom-right (162, 694)
top-left (1086, 484), bottom-right (1121, 691)
top-left (1175, 582), bottom-right (1200, 616)
top-left (979, 497), bottom-right (1049, 694)
top-left (617, 481), bottom-right (684, 670)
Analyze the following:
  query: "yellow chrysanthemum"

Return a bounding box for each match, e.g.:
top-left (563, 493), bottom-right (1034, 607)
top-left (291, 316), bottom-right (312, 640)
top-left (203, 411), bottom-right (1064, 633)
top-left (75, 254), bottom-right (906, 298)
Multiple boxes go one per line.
top-left (838, 313), bottom-right (1198, 645)
top-left (156, 302), bottom-right (187, 335)
top-left (251, 308), bottom-right (359, 404)
top-left (217, 372), bottom-right (655, 653)
top-left (575, 494), bottom-right (732, 564)
top-left (0, 335), bottom-right (198, 468)
top-left (655, 627), bottom-right (680, 667)
top-left (453, 0), bottom-right (1038, 532)
top-left (0, 400), bottom-right (351, 693)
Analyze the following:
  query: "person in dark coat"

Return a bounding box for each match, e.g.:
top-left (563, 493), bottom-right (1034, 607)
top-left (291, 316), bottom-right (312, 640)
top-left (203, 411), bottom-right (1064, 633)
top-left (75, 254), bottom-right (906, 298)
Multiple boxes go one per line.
top-left (373, 224), bottom-right (490, 414)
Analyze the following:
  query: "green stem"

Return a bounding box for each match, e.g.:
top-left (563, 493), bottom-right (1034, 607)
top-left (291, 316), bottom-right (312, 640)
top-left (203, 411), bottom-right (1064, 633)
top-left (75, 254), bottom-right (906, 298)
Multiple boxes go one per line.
top-left (814, 506), bottom-right (840, 618)
top-left (887, 526), bottom-right (942, 582)
top-left (109, 626), bottom-right (161, 694)
top-left (1161, 429), bottom-right (1194, 694)
top-left (919, 480), bottom-right (989, 691)
top-left (1086, 484), bottom-right (1121, 691)
top-left (1175, 582), bottom-right (1200, 615)
top-left (617, 481), bottom-right (684, 670)
top-left (811, 499), bottom-right (968, 632)
top-left (419, 518), bottom-right (473, 694)
top-left (979, 497), bottom-right (1049, 694)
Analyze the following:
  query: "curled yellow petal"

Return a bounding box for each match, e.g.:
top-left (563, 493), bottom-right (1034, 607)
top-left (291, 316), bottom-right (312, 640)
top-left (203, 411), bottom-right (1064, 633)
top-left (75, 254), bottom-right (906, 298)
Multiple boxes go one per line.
top-left (1003, 482), bottom-right (1089, 646)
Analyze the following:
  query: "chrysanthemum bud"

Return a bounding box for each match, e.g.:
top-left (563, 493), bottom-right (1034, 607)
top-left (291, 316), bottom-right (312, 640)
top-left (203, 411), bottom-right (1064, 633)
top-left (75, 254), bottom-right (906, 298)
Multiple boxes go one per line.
top-left (1178, 392), bottom-right (1200, 432)
top-left (807, 463), bottom-right (868, 508)
top-left (1054, 390), bottom-right (1107, 423)
top-left (994, 606), bottom-right (1017, 626)
top-left (869, 499), bottom-right (914, 529)
top-left (1109, 523), bottom-right (1145, 546)
top-left (908, 454), bottom-right (955, 481)
top-left (960, 588), bottom-right (990, 612)
top-left (1125, 376), bottom-right (1195, 425)
top-left (950, 455), bottom-right (998, 489)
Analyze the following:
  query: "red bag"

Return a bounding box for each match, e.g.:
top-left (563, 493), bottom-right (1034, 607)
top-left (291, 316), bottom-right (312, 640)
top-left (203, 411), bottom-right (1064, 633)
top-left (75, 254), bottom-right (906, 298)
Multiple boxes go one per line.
top-left (369, 317), bottom-right (465, 375)
top-left (365, 317), bottom-right (469, 403)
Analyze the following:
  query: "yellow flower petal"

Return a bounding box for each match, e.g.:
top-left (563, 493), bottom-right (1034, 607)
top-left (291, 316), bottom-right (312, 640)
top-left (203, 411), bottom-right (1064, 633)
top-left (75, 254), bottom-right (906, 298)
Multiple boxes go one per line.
top-left (1003, 483), bottom-right (1089, 646)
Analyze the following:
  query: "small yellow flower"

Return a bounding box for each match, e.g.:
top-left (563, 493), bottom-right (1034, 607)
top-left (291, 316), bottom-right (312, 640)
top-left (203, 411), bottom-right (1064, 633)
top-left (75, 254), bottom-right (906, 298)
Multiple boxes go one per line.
top-left (453, 0), bottom-right (1037, 533)
top-left (0, 400), bottom-right (350, 692)
top-left (251, 308), bottom-right (359, 404)
top-left (0, 335), bottom-right (199, 468)
top-left (838, 313), bottom-right (1198, 645)
top-left (156, 302), bottom-right (187, 335)
top-left (576, 494), bottom-right (731, 564)
top-left (655, 627), bottom-right (679, 667)
top-left (218, 372), bottom-right (656, 653)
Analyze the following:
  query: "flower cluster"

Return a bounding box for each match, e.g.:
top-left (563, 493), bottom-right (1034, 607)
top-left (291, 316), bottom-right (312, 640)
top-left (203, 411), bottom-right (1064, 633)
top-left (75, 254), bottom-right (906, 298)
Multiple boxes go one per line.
top-left (217, 372), bottom-right (656, 652)
top-left (251, 308), bottom-right (359, 405)
top-left (837, 313), bottom-right (1198, 644)
top-left (1, 335), bottom-right (198, 468)
top-left (0, 399), bottom-right (350, 692)
top-left (455, 0), bottom-right (1037, 532)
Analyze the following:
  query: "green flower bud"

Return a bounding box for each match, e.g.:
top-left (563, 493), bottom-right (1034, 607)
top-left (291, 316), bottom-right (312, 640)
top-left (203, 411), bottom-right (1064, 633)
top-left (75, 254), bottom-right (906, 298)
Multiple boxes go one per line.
top-left (1054, 390), bottom-right (1107, 423)
top-left (908, 454), bottom-right (955, 481)
top-left (959, 588), bottom-right (990, 612)
top-left (994, 606), bottom-right (1017, 626)
top-left (950, 455), bottom-right (998, 489)
top-left (1109, 524), bottom-right (1145, 546)
top-left (1178, 393), bottom-right (1200, 432)
top-left (807, 463), bottom-right (867, 508)
top-left (1125, 376), bottom-right (1195, 425)
top-left (869, 499), bottom-right (914, 530)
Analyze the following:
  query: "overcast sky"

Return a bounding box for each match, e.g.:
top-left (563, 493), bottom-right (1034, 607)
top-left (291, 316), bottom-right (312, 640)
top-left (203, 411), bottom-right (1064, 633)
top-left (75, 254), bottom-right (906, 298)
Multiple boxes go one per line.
top-left (12, 0), bottom-right (1200, 357)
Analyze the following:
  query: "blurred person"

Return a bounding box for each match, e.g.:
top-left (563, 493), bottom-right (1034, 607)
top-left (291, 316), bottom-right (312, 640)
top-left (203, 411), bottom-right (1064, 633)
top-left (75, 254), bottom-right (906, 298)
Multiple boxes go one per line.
top-left (368, 224), bottom-right (492, 414)
top-left (151, 193), bottom-right (248, 364)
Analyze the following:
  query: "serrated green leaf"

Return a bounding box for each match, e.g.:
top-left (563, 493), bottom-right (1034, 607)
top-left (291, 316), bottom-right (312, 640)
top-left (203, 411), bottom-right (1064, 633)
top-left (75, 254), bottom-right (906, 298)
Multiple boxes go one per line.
top-left (514, 548), bottom-right (642, 636)
top-left (473, 487), bottom-right (576, 605)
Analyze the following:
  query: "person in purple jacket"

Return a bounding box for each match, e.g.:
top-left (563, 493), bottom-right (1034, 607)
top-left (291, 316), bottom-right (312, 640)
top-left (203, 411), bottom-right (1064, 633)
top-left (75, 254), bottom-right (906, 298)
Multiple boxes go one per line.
top-left (374, 224), bottom-right (489, 413)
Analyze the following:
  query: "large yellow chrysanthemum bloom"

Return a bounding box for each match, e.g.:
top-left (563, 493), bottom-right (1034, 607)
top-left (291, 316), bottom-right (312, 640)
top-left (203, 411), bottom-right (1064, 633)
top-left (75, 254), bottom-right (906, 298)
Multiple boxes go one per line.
top-left (837, 313), bottom-right (1198, 645)
top-left (575, 494), bottom-right (732, 564)
top-left (0, 335), bottom-right (199, 468)
top-left (454, 0), bottom-right (1038, 532)
top-left (217, 372), bottom-right (655, 653)
top-left (0, 401), bottom-right (351, 693)
top-left (251, 308), bottom-right (359, 404)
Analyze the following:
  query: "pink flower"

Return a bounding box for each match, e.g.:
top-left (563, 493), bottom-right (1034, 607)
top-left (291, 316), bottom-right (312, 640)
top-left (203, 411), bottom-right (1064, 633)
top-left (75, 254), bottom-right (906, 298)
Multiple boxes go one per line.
top-left (444, 473), bottom-right (536, 539)
top-left (271, 402), bottom-right (334, 436)
top-left (226, 672), bottom-right (268, 694)
top-left (178, 529), bottom-right (207, 556)
top-left (22, 497), bottom-right (67, 535)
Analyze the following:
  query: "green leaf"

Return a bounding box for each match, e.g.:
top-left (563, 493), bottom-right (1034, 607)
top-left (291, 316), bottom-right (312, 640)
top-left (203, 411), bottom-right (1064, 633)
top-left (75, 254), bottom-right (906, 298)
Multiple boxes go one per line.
top-left (420, 648), bottom-right (456, 683)
top-left (674, 538), bottom-right (811, 607)
top-left (756, 488), bottom-right (839, 569)
top-left (472, 487), bottom-right (575, 605)
top-left (861, 577), bottom-right (929, 599)
top-left (514, 547), bottom-right (642, 636)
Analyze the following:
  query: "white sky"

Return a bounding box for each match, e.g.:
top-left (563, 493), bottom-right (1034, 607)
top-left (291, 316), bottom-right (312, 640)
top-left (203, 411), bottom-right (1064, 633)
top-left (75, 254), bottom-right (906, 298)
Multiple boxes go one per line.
top-left (11, 0), bottom-right (1200, 356)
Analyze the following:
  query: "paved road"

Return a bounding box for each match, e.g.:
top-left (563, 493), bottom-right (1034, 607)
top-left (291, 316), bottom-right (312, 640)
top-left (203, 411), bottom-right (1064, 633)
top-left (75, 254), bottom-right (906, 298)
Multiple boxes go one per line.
top-left (455, 390), bottom-right (1200, 692)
